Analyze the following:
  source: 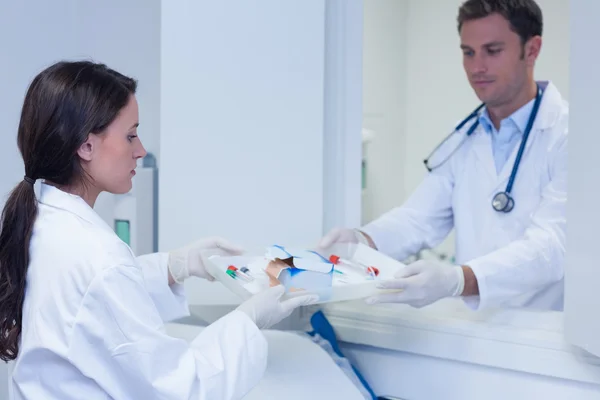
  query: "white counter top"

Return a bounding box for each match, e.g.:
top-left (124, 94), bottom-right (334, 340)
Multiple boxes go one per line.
top-left (186, 297), bottom-right (600, 398)
top-left (320, 298), bottom-right (600, 386)
top-left (164, 323), bottom-right (365, 399)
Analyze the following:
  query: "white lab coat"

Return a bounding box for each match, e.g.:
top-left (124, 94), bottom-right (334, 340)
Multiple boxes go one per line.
top-left (10, 184), bottom-right (267, 399)
top-left (362, 81), bottom-right (567, 311)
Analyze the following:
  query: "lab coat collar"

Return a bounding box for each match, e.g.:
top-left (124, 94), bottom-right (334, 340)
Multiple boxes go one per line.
top-left (477, 80), bottom-right (562, 134)
top-left (478, 97), bottom-right (534, 135)
top-left (471, 80), bottom-right (566, 191)
top-left (530, 80), bottom-right (564, 130)
top-left (39, 183), bottom-right (115, 234)
top-left (495, 80), bottom-right (565, 171)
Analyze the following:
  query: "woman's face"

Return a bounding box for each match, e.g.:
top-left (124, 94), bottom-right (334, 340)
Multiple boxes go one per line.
top-left (80, 95), bottom-right (147, 196)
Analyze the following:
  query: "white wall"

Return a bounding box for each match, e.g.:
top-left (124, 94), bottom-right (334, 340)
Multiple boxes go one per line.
top-left (565, 0), bottom-right (600, 358)
top-left (323, 0), bottom-right (364, 235)
top-left (160, 1), bottom-right (328, 305)
top-left (0, 0), bottom-right (161, 208)
top-left (363, 0), bottom-right (569, 258)
top-left (0, 1), bottom-right (161, 396)
top-left (362, 0), bottom-right (409, 225)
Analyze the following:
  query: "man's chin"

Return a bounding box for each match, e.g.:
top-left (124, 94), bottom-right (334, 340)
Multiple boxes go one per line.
top-left (473, 90), bottom-right (496, 105)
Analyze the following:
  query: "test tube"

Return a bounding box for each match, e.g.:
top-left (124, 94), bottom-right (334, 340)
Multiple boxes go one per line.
top-left (239, 266), bottom-right (255, 281)
top-left (226, 268), bottom-right (237, 280)
top-left (227, 265), bottom-right (252, 282)
top-left (329, 255), bottom-right (379, 278)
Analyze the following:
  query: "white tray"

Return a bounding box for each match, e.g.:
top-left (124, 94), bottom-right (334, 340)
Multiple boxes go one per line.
top-left (205, 243), bottom-right (406, 304)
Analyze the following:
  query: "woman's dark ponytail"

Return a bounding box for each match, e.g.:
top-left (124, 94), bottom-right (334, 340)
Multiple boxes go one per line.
top-left (0, 60), bottom-right (137, 362)
top-left (0, 179), bottom-right (38, 361)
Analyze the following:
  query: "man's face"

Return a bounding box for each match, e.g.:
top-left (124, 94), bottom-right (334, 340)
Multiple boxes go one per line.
top-left (460, 13), bottom-right (539, 107)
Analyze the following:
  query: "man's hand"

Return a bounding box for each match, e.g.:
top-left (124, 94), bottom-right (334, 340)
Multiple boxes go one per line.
top-left (317, 227), bottom-right (376, 250)
top-left (366, 259), bottom-right (466, 308)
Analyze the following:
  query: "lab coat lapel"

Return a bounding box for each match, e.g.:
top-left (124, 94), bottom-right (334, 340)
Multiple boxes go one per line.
top-left (488, 81), bottom-right (563, 196)
top-left (470, 128), bottom-right (498, 184)
top-left (489, 128), bottom-right (540, 196)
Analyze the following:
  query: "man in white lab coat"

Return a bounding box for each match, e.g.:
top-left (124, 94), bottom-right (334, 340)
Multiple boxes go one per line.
top-left (319, 0), bottom-right (567, 311)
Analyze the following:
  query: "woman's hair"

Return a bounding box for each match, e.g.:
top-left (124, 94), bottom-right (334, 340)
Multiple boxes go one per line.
top-left (0, 61), bottom-right (137, 361)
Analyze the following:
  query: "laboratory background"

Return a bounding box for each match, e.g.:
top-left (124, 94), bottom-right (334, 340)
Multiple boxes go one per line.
top-left (1, 0), bottom-right (600, 399)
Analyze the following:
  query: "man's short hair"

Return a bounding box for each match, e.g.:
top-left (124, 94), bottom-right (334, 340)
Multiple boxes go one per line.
top-left (457, 0), bottom-right (543, 44)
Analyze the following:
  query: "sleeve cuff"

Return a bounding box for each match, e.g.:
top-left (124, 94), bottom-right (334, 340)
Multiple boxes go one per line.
top-left (194, 309), bottom-right (267, 356)
top-left (138, 252), bottom-right (191, 322)
top-left (190, 309), bottom-right (268, 394)
top-left (461, 259), bottom-right (488, 311)
top-left (360, 224), bottom-right (387, 254)
top-left (360, 222), bottom-right (413, 262)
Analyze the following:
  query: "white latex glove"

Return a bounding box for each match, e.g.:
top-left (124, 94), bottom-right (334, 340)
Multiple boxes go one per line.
top-left (317, 227), bottom-right (372, 249)
top-left (237, 285), bottom-right (319, 329)
top-left (168, 237), bottom-right (245, 283)
top-left (365, 259), bottom-right (465, 308)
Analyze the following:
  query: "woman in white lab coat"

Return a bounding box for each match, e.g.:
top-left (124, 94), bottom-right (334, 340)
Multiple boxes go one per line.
top-left (0, 61), bottom-right (317, 399)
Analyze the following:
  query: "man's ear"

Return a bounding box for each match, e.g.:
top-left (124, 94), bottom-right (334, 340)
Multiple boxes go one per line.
top-left (525, 35), bottom-right (542, 65)
top-left (77, 134), bottom-right (97, 162)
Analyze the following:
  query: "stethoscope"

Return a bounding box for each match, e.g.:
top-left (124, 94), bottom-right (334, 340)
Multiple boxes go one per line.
top-left (423, 84), bottom-right (543, 213)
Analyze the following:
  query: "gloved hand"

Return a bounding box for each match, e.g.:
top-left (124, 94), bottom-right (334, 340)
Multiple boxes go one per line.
top-left (237, 285), bottom-right (319, 329)
top-left (317, 227), bottom-right (373, 250)
top-left (168, 237), bottom-right (245, 283)
top-left (365, 259), bottom-right (465, 308)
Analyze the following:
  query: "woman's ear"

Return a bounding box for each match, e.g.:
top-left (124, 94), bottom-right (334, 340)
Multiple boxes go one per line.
top-left (77, 134), bottom-right (97, 162)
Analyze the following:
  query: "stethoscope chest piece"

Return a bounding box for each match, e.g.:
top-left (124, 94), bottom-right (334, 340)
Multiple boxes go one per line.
top-left (424, 84), bottom-right (543, 214)
top-left (492, 191), bottom-right (514, 213)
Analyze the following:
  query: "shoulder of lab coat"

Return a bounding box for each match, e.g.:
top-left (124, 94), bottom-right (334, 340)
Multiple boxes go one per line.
top-left (136, 252), bottom-right (190, 322)
top-left (464, 81), bottom-right (568, 310)
top-left (69, 263), bottom-right (267, 400)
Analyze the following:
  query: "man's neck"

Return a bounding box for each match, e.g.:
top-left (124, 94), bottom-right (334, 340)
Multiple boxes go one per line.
top-left (487, 80), bottom-right (537, 130)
